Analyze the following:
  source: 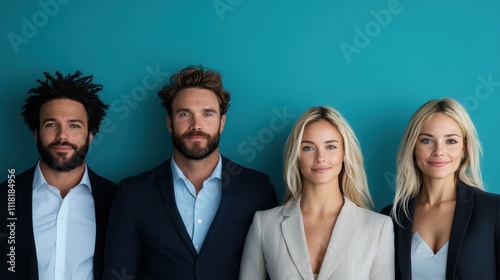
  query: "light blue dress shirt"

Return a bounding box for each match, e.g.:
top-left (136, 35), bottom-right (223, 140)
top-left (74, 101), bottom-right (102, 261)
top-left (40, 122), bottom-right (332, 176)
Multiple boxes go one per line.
top-left (411, 231), bottom-right (448, 280)
top-left (171, 155), bottom-right (222, 253)
top-left (32, 161), bottom-right (96, 280)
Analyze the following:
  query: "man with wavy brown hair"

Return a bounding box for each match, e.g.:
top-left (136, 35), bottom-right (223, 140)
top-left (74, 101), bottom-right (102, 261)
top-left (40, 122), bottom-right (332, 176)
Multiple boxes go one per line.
top-left (103, 65), bottom-right (277, 280)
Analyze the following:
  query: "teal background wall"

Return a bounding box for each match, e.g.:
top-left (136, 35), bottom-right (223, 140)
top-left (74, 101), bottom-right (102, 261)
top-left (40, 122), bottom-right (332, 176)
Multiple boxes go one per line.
top-left (1, 0), bottom-right (499, 210)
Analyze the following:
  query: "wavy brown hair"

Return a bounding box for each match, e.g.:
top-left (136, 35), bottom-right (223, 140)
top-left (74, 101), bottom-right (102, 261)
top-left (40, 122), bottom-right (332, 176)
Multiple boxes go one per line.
top-left (158, 65), bottom-right (231, 117)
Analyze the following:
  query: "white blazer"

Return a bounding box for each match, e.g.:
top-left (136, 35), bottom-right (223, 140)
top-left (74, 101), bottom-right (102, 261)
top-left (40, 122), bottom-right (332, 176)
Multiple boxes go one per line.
top-left (239, 197), bottom-right (394, 280)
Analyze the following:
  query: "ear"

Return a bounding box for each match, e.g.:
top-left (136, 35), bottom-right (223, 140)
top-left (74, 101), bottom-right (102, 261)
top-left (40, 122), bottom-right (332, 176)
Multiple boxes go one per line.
top-left (167, 114), bottom-right (173, 133)
top-left (88, 132), bottom-right (94, 145)
top-left (34, 129), bottom-right (38, 142)
top-left (219, 114), bottom-right (226, 133)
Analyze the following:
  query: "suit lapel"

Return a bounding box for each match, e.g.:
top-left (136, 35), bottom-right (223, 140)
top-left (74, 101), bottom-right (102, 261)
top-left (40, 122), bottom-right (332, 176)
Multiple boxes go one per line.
top-left (203, 157), bottom-right (234, 244)
top-left (281, 198), bottom-right (312, 280)
top-left (17, 167), bottom-right (38, 279)
top-left (446, 182), bottom-right (473, 278)
top-left (88, 168), bottom-right (111, 279)
top-left (397, 198), bottom-right (416, 280)
top-left (157, 160), bottom-right (198, 257)
top-left (319, 198), bottom-right (358, 280)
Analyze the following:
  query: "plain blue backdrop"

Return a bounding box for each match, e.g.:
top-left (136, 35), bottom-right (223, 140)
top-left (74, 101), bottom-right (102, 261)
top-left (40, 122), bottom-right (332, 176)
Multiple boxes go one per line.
top-left (1, 0), bottom-right (499, 210)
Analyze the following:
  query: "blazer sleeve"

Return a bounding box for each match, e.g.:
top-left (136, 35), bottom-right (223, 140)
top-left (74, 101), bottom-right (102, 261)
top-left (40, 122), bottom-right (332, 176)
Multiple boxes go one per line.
top-left (370, 217), bottom-right (395, 280)
top-left (102, 183), bottom-right (142, 280)
top-left (239, 212), bottom-right (267, 280)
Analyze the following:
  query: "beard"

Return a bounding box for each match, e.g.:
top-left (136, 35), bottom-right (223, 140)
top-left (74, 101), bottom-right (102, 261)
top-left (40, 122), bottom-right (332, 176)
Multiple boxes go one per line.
top-left (172, 130), bottom-right (220, 160)
top-left (37, 135), bottom-right (90, 172)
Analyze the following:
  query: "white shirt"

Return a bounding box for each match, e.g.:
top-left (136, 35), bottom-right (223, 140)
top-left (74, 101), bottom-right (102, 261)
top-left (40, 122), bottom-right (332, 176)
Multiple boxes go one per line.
top-left (32, 161), bottom-right (96, 280)
top-left (171, 155), bottom-right (222, 253)
top-left (411, 231), bottom-right (448, 280)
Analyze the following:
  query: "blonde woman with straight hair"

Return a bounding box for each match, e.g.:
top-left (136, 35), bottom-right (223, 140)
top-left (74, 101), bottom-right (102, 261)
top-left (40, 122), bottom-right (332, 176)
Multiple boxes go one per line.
top-left (382, 98), bottom-right (500, 280)
top-left (240, 106), bottom-right (394, 280)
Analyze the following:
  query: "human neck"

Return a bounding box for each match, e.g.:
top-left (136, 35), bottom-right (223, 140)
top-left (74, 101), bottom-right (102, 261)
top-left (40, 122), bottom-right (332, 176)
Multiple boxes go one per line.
top-left (418, 176), bottom-right (457, 206)
top-left (300, 182), bottom-right (344, 215)
top-left (173, 150), bottom-right (220, 194)
top-left (39, 160), bottom-right (86, 198)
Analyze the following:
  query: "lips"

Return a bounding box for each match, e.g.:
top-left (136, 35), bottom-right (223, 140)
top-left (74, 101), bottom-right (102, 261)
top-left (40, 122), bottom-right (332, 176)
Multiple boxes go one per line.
top-left (183, 132), bottom-right (209, 141)
top-left (49, 141), bottom-right (77, 152)
top-left (311, 167), bottom-right (331, 173)
top-left (52, 145), bottom-right (73, 151)
top-left (428, 161), bottom-right (450, 167)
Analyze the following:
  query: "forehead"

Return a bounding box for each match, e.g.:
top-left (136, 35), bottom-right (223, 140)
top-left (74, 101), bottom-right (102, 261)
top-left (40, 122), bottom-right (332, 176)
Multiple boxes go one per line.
top-left (302, 119), bottom-right (343, 142)
top-left (421, 113), bottom-right (462, 134)
top-left (39, 98), bottom-right (88, 123)
top-left (172, 88), bottom-right (220, 111)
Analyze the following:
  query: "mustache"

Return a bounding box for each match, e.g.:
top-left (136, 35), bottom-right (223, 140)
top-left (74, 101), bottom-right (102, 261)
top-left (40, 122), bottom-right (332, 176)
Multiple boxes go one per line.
top-left (182, 131), bottom-right (210, 138)
top-left (48, 141), bottom-right (78, 150)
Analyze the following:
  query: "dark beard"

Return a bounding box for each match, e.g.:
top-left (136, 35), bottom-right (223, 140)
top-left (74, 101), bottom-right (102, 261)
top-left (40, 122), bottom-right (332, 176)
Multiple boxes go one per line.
top-left (172, 130), bottom-right (220, 160)
top-left (37, 135), bottom-right (90, 172)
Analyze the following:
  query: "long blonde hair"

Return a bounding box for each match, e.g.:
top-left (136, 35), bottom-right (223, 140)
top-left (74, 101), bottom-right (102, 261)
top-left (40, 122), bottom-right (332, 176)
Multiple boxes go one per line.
top-left (392, 98), bottom-right (483, 224)
top-left (283, 106), bottom-right (373, 209)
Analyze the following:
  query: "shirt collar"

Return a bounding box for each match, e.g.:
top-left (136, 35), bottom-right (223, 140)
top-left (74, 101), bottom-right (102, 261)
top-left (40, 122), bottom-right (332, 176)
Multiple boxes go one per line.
top-left (33, 160), bottom-right (92, 192)
top-left (171, 154), bottom-right (223, 182)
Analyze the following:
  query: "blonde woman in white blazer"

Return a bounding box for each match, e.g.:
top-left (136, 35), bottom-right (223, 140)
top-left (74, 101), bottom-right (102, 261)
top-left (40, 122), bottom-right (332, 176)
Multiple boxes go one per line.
top-left (239, 106), bottom-right (394, 280)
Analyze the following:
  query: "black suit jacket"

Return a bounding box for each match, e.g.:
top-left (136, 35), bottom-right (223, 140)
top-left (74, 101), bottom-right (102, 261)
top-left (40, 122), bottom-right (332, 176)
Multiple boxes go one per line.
top-left (102, 157), bottom-right (278, 280)
top-left (0, 165), bottom-right (117, 280)
top-left (381, 182), bottom-right (500, 280)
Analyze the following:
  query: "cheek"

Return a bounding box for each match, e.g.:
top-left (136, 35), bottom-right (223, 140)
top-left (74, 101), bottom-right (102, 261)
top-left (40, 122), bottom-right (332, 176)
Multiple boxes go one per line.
top-left (449, 147), bottom-right (464, 160)
top-left (414, 146), bottom-right (427, 161)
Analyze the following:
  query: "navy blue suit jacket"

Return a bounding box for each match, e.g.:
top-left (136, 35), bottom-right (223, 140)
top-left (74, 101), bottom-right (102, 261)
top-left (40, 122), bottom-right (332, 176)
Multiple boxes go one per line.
top-left (381, 182), bottom-right (500, 280)
top-left (0, 165), bottom-right (117, 280)
top-left (102, 157), bottom-right (278, 280)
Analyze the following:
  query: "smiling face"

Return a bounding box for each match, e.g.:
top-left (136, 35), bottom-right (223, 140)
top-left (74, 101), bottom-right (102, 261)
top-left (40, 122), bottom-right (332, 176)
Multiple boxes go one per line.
top-left (414, 113), bottom-right (465, 184)
top-left (298, 119), bottom-right (345, 188)
top-left (35, 98), bottom-right (92, 172)
top-left (167, 87), bottom-right (226, 160)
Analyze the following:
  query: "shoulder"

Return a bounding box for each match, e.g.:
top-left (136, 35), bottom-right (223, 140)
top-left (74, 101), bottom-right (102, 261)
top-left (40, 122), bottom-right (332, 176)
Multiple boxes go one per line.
top-left (357, 205), bottom-right (393, 225)
top-left (0, 166), bottom-right (36, 189)
top-left (346, 200), bottom-right (393, 231)
top-left (119, 161), bottom-right (169, 188)
top-left (380, 204), bottom-right (393, 216)
top-left (221, 156), bottom-right (270, 181)
top-left (461, 183), bottom-right (500, 205)
top-left (88, 168), bottom-right (117, 188)
top-left (254, 204), bottom-right (286, 221)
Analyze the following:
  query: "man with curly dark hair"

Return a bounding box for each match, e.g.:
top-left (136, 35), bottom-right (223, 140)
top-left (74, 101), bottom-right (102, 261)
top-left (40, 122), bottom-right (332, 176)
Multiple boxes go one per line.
top-left (0, 71), bottom-right (117, 280)
top-left (103, 65), bottom-right (278, 280)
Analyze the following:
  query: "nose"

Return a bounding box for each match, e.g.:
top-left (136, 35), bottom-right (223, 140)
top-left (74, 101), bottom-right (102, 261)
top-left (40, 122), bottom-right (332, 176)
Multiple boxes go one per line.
top-left (190, 114), bottom-right (202, 131)
top-left (56, 126), bottom-right (68, 141)
top-left (314, 150), bottom-right (326, 163)
top-left (432, 142), bottom-right (444, 157)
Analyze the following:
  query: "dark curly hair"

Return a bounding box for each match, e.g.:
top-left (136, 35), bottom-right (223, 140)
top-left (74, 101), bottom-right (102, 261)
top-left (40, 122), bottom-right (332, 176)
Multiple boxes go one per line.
top-left (157, 65), bottom-right (231, 117)
top-left (21, 71), bottom-right (109, 135)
